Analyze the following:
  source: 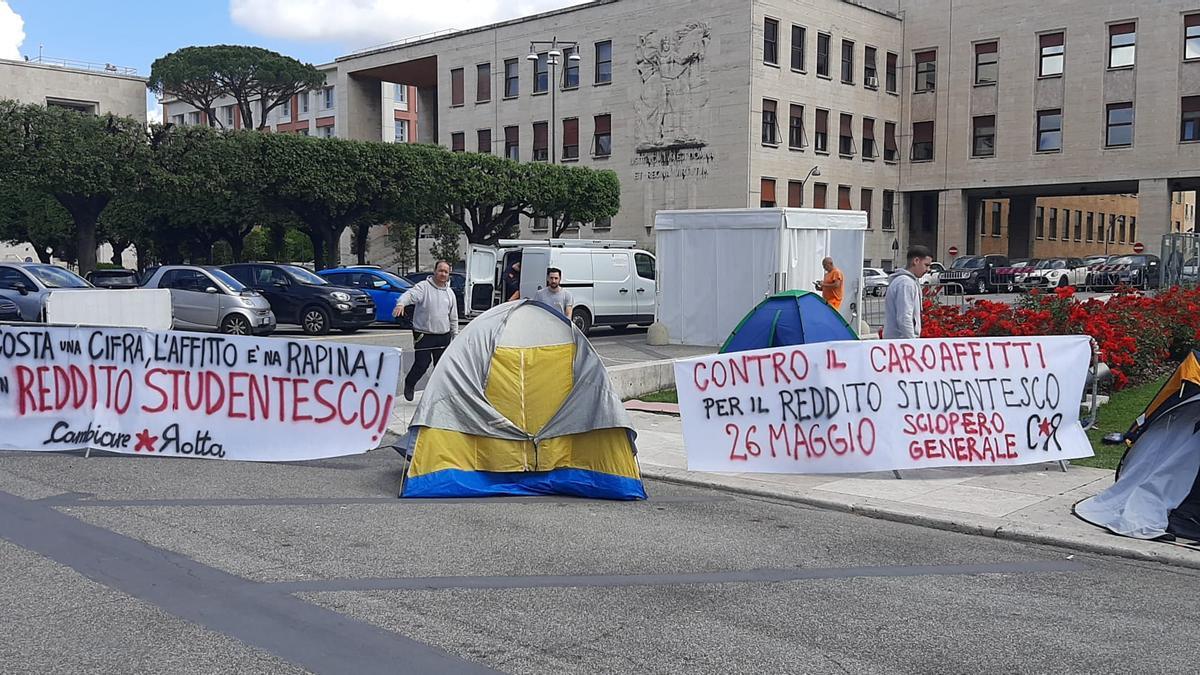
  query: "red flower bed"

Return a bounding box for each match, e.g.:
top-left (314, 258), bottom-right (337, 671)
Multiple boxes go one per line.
top-left (921, 285), bottom-right (1198, 389)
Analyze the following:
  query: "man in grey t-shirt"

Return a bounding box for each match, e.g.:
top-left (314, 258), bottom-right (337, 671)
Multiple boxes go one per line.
top-left (533, 267), bottom-right (573, 319)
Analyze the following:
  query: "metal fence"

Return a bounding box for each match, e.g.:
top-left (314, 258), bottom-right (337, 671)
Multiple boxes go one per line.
top-left (856, 282), bottom-right (966, 335)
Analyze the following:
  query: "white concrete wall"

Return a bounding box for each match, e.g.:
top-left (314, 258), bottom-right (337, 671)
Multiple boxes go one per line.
top-left (0, 58), bottom-right (147, 120)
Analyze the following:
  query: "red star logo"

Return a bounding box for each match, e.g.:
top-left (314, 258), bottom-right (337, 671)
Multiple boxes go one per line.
top-left (135, 429), bottom-right (158, 453)
top-left (1038, 418), bottom-right (1054, 438)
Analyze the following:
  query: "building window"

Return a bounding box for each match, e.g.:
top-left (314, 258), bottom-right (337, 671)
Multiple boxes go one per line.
top-left (762, 99), bottom-right (778, 145)
top-left (884, 121), bottom-right (898, 162)
top-left (972, 115), bottom-right (996, 157)
top-left (1097, 212), bottom-right (1106, 242)
top-left (319, 125), bottom-right (334, 138)
top-left (814, 109), bottom-right (829, 153)
top-left (593, 114), bottom-right (612, 156)
top-left (764, 18), bottom-right (779, 65)
top-left (171, 114), bottom-right (184, 126)
top-left (322, 86), bottom-right (335, 109)
top-left (533, 53), bottom-right (549, 94)
top-left (992, 202), bottom-right (1002, 236)
top-left (841, 40), bottom-right (855, 84)
top-left (532, 217), bottom-right (549, 232)
top-left (1119, 215), bottom-right (1127, 243)
top-left (1037, 109), bottom-right (1062, 152)
top-left (186, 111), bottom-right (200, 126)
top-left (885, 52), bottom-right (898, 93)
top-left (1106, 102), bottom-right (1134, 147)
top-left (838, 185), bottom-right (852, 210)
top-left (839, 113), bottom-right (855, 156)
top-left (864, 46), bottom-right (878, 87)
top-left (1086, 212), bottom-right (1094, 241)
top-left (1074, 210), bottom-right (1083, 241)
top-left (788, 104), bottom-right (805, 149)
top-left (395, 84), bottom-right (407, 110)
top-left (1039, 33), bottom-right (1064, 77)
top-left (1036, 206), bottom-right (1045, 239)
top-left (1048, 208), bottom-right (1058, 240)
top-left (813, 183), bottom-right (828, 209)
top-left (760, 178), bottom-right (777, 207)
top-left (1109, 23), bottom-right (1136, 69)
top-left (788, 180), bottom-right (803, 207)
top-left (1187, 15), bottom-right (1200, 60)
top-left (532, 122), bottom-right (548, 160)
top-left (1182, 96), bottom-right (1200, 142)
top-left (562, 118), bottom-right (579, 159)
top-left (1109, 214), bottom-right (1117, 242)
top-left (975, 42), bottom-right (998, 85)
top-left (914, 50), bottom-right (936, 92)
top-left (504, 59), bottom-right (519, 98)
top-left (301, 92), bottom-right (311, 114)
top-left (451, 132), bottom-right (465, 152)
top-left (791, 25), bottom-right (806, 71)
top-left (504, 126), bottom-right (519, 160)
top-left (281, 98), bottom-right (291, 118)
top-left (595, 40), bottom-right (613, 84)
top-left (223, 105), bottom-right (235, 127)
top-left (450, 68), bottom-right (464, 106)
top-left (478, 128), bottom-right (491, 154)
top-left (395, 119), bottom-right (410, 143)
top-left (563, 47), bottom-right (579, 88)
top-left (817, 33), bottom-right (831, 77)
top-left (477, 63), bottom-right (491, 102)
top-left (1130, 216), bottom-right (1136, 243)
top-left (862, 118), bottom-right (876, 158)
top-left (594, 217), bottom-right (612, 231)
top-left (882, 190), bottom-right (895, 230)
top-left (861, 188), bottom-right (873, 227)
top-left (911, 121), bottom-right (934, 161)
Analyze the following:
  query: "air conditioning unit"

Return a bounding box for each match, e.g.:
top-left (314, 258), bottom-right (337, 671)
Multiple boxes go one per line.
top-left (865, 75), bottom-right (879, 88)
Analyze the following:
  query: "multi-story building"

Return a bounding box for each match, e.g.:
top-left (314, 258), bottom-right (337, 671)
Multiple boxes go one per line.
top-left (327, 0), bottom-right (1200, 268)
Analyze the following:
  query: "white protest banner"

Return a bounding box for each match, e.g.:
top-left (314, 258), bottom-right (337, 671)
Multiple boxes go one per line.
top-left (675, 336), bottom-right (1094, 473)
top-left (0, 324), bottom-right (401, 462)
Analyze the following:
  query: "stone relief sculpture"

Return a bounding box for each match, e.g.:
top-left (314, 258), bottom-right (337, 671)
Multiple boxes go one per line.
top-left (634, 22), bottom-right (711, 153)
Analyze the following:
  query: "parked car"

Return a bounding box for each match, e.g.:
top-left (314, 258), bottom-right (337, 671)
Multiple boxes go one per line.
top-left (0, 262), bottom-right (94, 321)
top-left (1019, 258), bottom-right (1090, 289)
top-left (0, 297), bottom-right (21, 322)
top-left (1086, 254), bottom-right (1162, 289)
top-left (224, 263), bottom-right (375, 335)
top-left (86, 268), bottom-right (141, 289)
top-left (1184, 257), bottom-right (1199, 283)
top-left (319, 267), bottom-right (414, 326)
top-left (141, 265), bottom-right (276, 335)
top-left (863, 267), bottom-right (890, 296)
top-left (938, 254), bottom-right (1011, 294)
top-left (403, 271), bottom-right (466, 316)
top-left (918, 261), bottom-right (945, 286)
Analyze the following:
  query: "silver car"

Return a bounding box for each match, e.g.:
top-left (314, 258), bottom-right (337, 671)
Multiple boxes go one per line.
top-left (863, 267), bottom-right (890, 296)
top-left (0, 262), bottom-right (94, 321)
top-left (141, 265), bottom-right (276, 335)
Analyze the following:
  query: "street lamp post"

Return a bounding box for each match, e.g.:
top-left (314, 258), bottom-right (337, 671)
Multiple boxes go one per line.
top-left (527, 38), bottom-right (581, 165)
top-left (798, 165), bottom-right (821, 207)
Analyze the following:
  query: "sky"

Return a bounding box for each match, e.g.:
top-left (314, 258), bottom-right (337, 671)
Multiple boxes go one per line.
top-left (1, 0), bottom-right (589, 121)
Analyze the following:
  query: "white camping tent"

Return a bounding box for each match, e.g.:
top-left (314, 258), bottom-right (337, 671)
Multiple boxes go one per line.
top-left (654, 208), bottom-right (867, 346)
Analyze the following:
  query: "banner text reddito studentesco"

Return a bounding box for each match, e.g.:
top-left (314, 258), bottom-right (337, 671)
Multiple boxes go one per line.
top-left (675, 337), bottom-right (1094, 474)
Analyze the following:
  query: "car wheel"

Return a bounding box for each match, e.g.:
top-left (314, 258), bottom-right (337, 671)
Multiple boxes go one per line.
top-left (974, 278), bottom-right (987, 295)
top-left (571, 307), bottom-right (592, 335)
top-left (302, 306), bottom-right (331, 335)
top-left (1057, 277), bottom-right (1069, 288)
top-left (220, 314), bottom-right (251, 336)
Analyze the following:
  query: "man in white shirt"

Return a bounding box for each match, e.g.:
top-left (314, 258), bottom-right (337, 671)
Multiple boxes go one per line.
top-left (393, 260), bottom-right (458, 401)
top-left (533, 267), bottom-right (573, 319)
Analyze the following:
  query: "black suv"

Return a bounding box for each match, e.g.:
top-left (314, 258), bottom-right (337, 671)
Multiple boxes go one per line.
top-left (1086, 254), bottom-right (1162, 290)
top-left (938, 254), bottom-right (1011, 294)
top-left (224, 263), bottom-right (375, 335)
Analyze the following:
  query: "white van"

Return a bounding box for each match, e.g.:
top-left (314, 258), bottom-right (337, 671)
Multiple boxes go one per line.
top-left (466, 239), bottom-right (657, 334)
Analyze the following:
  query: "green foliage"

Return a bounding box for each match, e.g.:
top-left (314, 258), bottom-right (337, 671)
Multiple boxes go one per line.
top-left (527, 164), bottom-right (621, 237)
top-left (148, 47), bottom-right (227, 128)
top-left (428, 219), bottom-right (463, 265)
top-left (1082, 375), bottom-right (1168, 470)
top-left (387, 223), bottom-right (418, 273)
top-left (0, 100), bottom-right (149, 274)
top-left (0, 179), bottom-right (75, 263)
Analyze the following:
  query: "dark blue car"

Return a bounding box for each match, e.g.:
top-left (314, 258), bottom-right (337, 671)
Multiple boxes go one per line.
top-left (318, 267), bottom-right (414, 324)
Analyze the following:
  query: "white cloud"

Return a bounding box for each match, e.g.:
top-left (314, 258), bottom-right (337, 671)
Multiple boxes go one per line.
top-left (147, 102), bottom-right (163, 125)
top-left (229, 0), bottom-right (590, 48)
top-left (0, 0), bottom-right (24, 60)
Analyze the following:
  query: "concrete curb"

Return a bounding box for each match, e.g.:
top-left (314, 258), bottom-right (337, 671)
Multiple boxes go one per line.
top-left (639, 463), bottom-right (1200, 571)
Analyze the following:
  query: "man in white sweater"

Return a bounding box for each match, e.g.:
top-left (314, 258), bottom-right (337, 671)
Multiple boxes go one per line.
top-left (393, 260), bottom-right (459, 400)
top-left (883, 245), bottom-right (932, 340)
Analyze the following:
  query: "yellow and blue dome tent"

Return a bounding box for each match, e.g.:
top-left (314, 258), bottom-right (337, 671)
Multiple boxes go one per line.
top-left (398, 300), bottom-right (646, 500)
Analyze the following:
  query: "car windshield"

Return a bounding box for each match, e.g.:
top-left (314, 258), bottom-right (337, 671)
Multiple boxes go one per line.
top-left (952, 257), bottom-right (985, 269)
top-left (207, 268), bottom-right (247, 292)
top-left (1108, 256), bottom-right (1141, 265)
top-left (1036, 260), bottom-right (1066, 269)
top-left (376, 271), bottom-right (412, 288)
top-left (284, 265), bottom-right (329, 285)
top-left (27, 265), bottom-right (90, 288)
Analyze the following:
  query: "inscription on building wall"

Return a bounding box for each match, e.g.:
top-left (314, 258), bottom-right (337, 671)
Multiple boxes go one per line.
top-left (630, 148), bottom-right (716, 181)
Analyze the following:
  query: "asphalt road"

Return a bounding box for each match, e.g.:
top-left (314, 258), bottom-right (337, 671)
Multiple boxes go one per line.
top-left (1, 446), bottom-right (1197, 674)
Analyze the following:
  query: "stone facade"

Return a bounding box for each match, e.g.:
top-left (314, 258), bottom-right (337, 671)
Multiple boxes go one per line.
top-left (0, 57), bottom-right (146, 120)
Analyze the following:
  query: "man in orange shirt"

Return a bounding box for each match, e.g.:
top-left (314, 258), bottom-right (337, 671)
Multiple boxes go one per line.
top-left (817, 257), bottom-right (844, 310)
